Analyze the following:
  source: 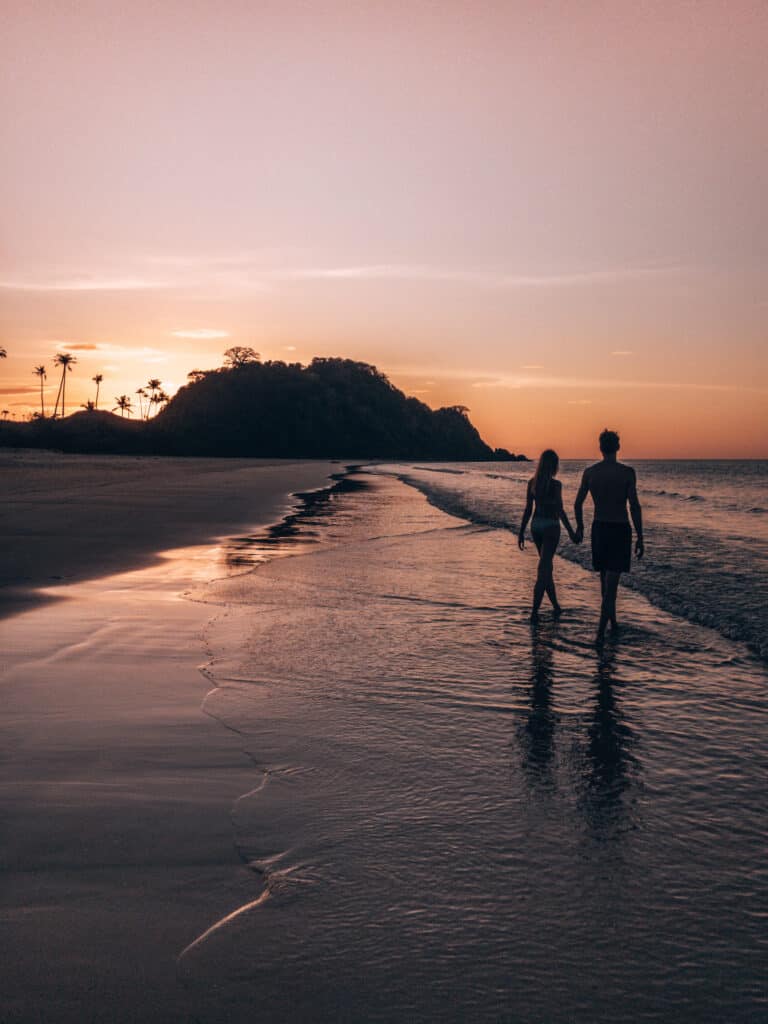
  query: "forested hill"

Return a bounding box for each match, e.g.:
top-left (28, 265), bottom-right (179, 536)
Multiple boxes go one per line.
top-left (0, 358), bottom-right (527, 460)
top-left (156, 358), bottom-right (519, 459)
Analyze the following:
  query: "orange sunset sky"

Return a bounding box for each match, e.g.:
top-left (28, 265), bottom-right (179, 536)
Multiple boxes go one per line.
top-left (1, 0), bottom-right (766, 458)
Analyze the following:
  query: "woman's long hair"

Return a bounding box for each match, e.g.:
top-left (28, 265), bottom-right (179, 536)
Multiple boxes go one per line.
top-left (532, 449), bottom-right (559, 500)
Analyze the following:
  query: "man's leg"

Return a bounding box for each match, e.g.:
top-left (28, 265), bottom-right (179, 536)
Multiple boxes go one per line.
top-left (597, 570), bottom-right (621, 642)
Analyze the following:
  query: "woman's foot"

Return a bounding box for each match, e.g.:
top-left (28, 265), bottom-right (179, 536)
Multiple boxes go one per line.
top-left (530, 609), bottom-right (540, 623)
top-left (552, 604), bottom-right (563, 617)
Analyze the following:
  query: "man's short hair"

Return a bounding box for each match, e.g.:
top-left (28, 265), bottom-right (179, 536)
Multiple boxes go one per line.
top-left (599, 429), bottom-right (620, 454)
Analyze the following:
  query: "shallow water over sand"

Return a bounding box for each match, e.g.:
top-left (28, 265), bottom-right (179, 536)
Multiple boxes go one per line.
top-left (187, 473), bottom-right (767, 1023)
top-left (384, 460), bottom-right (768, 661)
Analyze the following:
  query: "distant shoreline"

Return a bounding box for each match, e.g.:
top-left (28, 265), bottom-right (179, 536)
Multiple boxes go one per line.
top-left (0, 359), bottom-right (530, 462)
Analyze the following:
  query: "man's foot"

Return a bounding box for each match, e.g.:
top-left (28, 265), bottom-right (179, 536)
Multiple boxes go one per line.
top-left (552, 604), bottom-right (563, 617)
top-left (609, 616), bottom-right (620, 632)
top-left (530, 609), bottom-right (539, 623)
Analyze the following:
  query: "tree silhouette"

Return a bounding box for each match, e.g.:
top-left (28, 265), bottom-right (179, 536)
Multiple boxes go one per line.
top-left (154, 357), bottom-right (506, 459)
top-left (1, 409), bottom-right (9, 420)
top-left (0, 356), bottom-right (527, 460)
top-left (113, 395), bottom-right (133, 417)
top-left (135, 387), bottom-right (146, 419)
top-left (0, 347), bottom-right (6, 358)
top-left (223, 346), bottom-right (260, 368)
top-left (34, 365), bottom-right (47, 418)
top-left (53, 352), bottom-right (77, 418)
top-left (145, 378), bottom-right (162, 419)
top-left (92, 373), bottom-right (103, 409)
top-left (80, 401), bottom-right (96, 411)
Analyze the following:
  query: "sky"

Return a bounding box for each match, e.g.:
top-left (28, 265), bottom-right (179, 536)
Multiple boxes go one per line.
top-left (1, 0), bottom-right (766, 457)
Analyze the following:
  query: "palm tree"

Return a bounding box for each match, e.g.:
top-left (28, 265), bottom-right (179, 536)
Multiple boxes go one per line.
top-left (53, 352), bottom-right (77, 418)
top-left (145, 378), bottom-right (162, 419)
top-left (0, 347), bottom-right (6, 359)
top-left (34, 365), bottom-right (47, 417)
top-left (113, 395), bottom-right (133, 417)
top-left (92, 373), bottom-right (103, 409)
top-left (1, 409), bottom-right (9, 420)
top-left (80, 401), bottom-right (96, 411)
top-left (135, 387), bottom-right (146, 419)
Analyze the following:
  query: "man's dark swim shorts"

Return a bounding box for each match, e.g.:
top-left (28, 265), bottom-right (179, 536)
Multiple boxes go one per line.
top-left (591, 521), bottom-right (632, 573)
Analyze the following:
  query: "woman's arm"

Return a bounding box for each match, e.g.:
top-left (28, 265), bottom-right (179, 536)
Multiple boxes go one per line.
top-left (518, 480), bottom-right (534, 549)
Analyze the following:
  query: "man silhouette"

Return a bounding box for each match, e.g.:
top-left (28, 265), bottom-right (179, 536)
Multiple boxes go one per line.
top-left (574, 429), bottom-right (644, 642)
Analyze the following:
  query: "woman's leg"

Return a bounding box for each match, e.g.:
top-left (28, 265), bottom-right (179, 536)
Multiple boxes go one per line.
top-left (532, 560), bottom-right (547, 617)
top-left (545, 575), bottom-right (561, 613)
top-left (533, 532), bottom-right (558, 617)
top-left (543, 530), bottom-right (561, 611)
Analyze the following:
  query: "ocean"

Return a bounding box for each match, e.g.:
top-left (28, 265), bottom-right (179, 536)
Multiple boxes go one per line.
top-left (183, 461), bottom-right (767, 1023)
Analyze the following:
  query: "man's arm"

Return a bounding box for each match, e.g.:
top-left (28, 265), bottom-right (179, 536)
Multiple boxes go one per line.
top-left (553, 480), bottom-right (576, 542)
top-left (628, 468), bottom-right (644, 557)
top-left (574, 469), bottom-right (590, 540)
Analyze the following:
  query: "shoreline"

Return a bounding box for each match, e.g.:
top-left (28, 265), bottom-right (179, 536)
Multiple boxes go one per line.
top-left (0, 449), bottom-right (342, 618)
top-left (0, 457), bottom-right (336, 1022)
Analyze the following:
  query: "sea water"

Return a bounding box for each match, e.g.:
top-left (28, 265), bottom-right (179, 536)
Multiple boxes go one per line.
top-left (183, 464), bottom-right (767, 1023)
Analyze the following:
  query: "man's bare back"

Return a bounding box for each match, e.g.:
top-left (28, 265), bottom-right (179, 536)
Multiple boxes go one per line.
top-left (577, 460), bottom-right (640, 523)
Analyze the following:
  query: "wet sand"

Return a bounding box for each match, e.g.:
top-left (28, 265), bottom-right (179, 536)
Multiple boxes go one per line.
top-left (0, 449), bottom-right (341, 618)
top-left (0, 453), bottom-right (335, 1022)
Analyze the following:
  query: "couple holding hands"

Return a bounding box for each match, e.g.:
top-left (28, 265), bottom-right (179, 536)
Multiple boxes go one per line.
top-left (518, 429), bottom-right (644, 642)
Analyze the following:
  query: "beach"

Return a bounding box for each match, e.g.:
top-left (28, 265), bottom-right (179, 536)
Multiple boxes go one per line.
top-left (0, 453), bottom-right (337, 1022)
top-left (1, 454), bottom-right (766, 1022)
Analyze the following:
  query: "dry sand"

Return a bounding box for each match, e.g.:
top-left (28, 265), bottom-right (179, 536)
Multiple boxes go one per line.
top-left (0, 452), bottom-right (337, 1022)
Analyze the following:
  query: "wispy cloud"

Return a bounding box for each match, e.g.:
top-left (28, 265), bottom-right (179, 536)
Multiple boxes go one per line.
top-left (54, 342), bottom-right (169, 363)
top-left (611, 350), bottom-right (634, 356)
top-left (388, 363), bottom-right (766, 396)
top-left (0, 275), bottom-right (172, 292)
top-left (171, 329), bottom-right (230, 339)
top-left (0, 257), bottom-right (690, 296)
top-left (270, 263), bottom-right (679, 289)
top-left (468, 372), bottom-right (767, 394)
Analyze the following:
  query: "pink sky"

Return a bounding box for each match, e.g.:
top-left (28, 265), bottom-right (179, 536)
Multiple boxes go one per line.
top-left (1, 0), bottom-right (766, 456)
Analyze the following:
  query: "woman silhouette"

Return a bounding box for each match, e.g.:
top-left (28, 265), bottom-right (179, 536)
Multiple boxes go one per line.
top-left (518, 449), bottom-right (579, 620)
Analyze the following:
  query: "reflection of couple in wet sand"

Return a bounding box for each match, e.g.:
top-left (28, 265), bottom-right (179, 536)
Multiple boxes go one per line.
top-left (522, 629), bottom-right (639, 837)
top-left (518, 429), bottom-right (644, 643)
